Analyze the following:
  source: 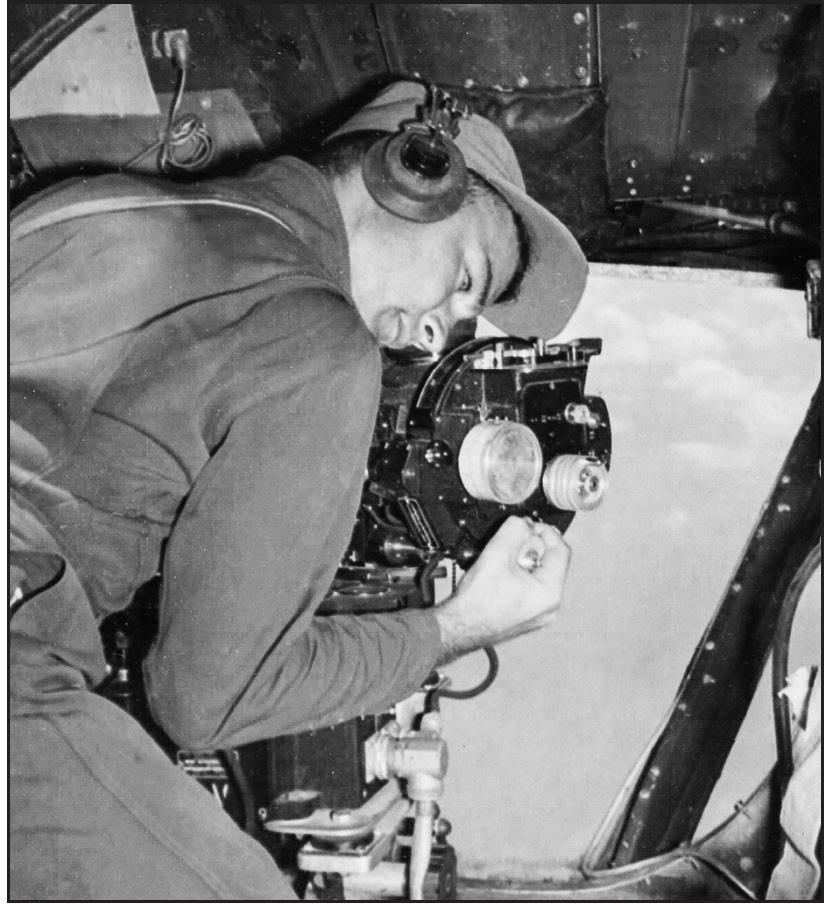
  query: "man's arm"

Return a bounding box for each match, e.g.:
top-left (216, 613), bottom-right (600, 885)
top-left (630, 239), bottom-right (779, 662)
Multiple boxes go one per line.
top-left (143, 295), bottom-right (447, 749)
top-left (144, 293), bottom-right (570, 751)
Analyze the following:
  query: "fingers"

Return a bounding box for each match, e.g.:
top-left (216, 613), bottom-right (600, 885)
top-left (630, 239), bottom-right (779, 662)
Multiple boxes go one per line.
top-left (511, 518), bottom-right (570, 572)
top-left (516, 533), bottom-right (547, 573)
top-left (529, 520), bottom-right (566, 547)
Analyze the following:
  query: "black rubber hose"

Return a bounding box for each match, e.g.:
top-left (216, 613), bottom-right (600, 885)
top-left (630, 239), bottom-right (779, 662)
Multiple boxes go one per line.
top-left (771, 538), bottom-right (821, 797)
top-left (440, 645), bottom-right (499, 700)
top-left (10, 5), bottom-right (108, 89)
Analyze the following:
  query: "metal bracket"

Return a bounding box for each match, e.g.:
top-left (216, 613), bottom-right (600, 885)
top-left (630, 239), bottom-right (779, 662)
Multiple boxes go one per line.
top-left (805, 260), bottom-right (820, 341)
top-left (419, 85), bottom-right (470, 141)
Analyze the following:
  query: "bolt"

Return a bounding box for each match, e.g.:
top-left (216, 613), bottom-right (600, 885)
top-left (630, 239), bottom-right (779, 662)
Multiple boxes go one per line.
top-left (574, 65), bottom-right (589, 79)
top-left (200, 96), bottom-right (213, 110)
top-left (626, 176), bottom-right (635, 184)
top-left (628, 158), bottom-right (639, 169)
top-left (629, 188), bottom-right (638, 197)
top-left (682, 185), bottom-right (691, 193)
top-left (684, 174), bottom-right (692, 182)
top-left (464, 78), bottom-right (475, 89)
top-left (516, 74), bottom-right (529, 88)
top-left (573, 11), bottom-right (586, 25)
top-left (435, 817), bottom-right (453, 838)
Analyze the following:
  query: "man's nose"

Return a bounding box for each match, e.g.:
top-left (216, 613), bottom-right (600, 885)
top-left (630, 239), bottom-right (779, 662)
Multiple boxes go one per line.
top-left (416, 311), bottom-right (447, 355)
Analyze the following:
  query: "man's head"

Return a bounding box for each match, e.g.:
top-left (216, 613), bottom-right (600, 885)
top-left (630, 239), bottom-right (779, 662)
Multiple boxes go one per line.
top-left (317, 81), bottom-right (587, 353)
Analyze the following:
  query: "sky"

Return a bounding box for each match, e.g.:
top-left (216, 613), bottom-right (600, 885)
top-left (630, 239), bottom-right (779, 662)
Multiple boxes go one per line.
top-left (445, 267), bottom-right (821, 877)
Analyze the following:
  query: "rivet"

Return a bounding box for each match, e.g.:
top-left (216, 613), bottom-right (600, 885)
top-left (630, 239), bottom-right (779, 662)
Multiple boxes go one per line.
top-left (629, 188), bottom-right (638, 196)
top-left (573, 11), bottom-right (586, 25)
top-left (574, 65), bottom-right (589, 79)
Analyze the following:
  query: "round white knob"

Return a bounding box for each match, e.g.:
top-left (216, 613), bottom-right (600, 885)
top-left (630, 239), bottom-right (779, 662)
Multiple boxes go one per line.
top-left (543, 455), bottom-right (608, 511)
top-left (458, 421), bottom-right (543, 505)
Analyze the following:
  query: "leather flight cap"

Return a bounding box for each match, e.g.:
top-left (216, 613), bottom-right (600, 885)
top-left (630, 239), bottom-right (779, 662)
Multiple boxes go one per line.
top-left (328, 80), bottom-right (588, 339)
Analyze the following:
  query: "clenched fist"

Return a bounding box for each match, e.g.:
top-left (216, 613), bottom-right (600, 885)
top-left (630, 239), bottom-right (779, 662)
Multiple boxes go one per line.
top-left (434, 516), bottom-right (572, 662)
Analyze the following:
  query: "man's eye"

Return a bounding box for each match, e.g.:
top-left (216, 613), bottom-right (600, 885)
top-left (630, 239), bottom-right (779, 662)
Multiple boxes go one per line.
top-left (459, 270), bottom-right (473, 293)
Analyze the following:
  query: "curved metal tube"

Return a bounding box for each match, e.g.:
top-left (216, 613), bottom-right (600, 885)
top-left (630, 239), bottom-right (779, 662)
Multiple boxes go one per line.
top-left (10, 5), bottom-right (108, 89)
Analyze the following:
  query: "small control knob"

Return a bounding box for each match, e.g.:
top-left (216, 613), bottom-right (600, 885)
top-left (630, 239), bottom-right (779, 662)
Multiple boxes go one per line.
top-left (543, 455), bottom-right (608, 511)
top-left (565, 403), bottom-right (600, 429)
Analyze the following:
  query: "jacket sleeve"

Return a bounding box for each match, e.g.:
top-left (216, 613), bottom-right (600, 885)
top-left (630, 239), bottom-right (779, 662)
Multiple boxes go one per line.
top-left (143, 295), bottom-right (443, 750)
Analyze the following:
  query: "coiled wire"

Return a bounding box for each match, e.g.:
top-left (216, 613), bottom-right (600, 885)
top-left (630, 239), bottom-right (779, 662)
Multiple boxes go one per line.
top-left (122, 65), bottom-right (214, 174)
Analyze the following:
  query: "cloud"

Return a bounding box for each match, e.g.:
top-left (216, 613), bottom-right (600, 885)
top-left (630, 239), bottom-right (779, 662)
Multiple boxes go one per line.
top-left (646, 313), bottom-right (727, 359)
top-left (664, 358), bottom-right (802, 442)
top-left (669, 439), bottom-right (753, 471)
top-left (657, 507), bottom-right (692, 530)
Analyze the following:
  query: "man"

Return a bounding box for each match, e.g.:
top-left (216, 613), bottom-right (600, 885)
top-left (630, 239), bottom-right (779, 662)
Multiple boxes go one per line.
top-left (10, 80), bottom-right (586, 899)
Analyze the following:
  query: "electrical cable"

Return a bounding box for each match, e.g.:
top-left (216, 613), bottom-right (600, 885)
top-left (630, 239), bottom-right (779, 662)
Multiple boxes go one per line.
top-left (121, 39), bottom-right (213, 174)
top-left (439, 645), bottom-right (499, 700)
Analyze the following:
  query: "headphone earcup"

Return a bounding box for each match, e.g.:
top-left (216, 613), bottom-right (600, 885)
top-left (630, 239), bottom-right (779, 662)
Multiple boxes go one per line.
top-left (362, 130), bottom-right (468, 223)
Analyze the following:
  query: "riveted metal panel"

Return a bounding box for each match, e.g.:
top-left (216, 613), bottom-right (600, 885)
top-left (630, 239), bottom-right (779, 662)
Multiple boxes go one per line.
top-left (676, 4), bottom-right (813, 201)
top-left (599, 4), bottom-right (693, 200)
top-left (601, 4), bottom-right (815, 205)
top-left (375, 4), bottom-right (598, 89)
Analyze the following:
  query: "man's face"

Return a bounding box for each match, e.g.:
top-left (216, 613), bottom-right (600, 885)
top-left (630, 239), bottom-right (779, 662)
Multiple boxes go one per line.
top-left (347, 194), bottom-right (520, 354)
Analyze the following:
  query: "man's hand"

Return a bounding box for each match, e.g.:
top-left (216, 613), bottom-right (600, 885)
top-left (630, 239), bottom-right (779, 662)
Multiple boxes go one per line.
top-left (434, 516), bottom-right (571, 662)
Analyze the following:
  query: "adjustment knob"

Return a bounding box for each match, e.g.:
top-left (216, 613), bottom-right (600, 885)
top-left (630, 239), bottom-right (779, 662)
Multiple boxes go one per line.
top-left (458, 421), bottom-right (543, 505)
top-left (543, 455), bottom-right (608, 511)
